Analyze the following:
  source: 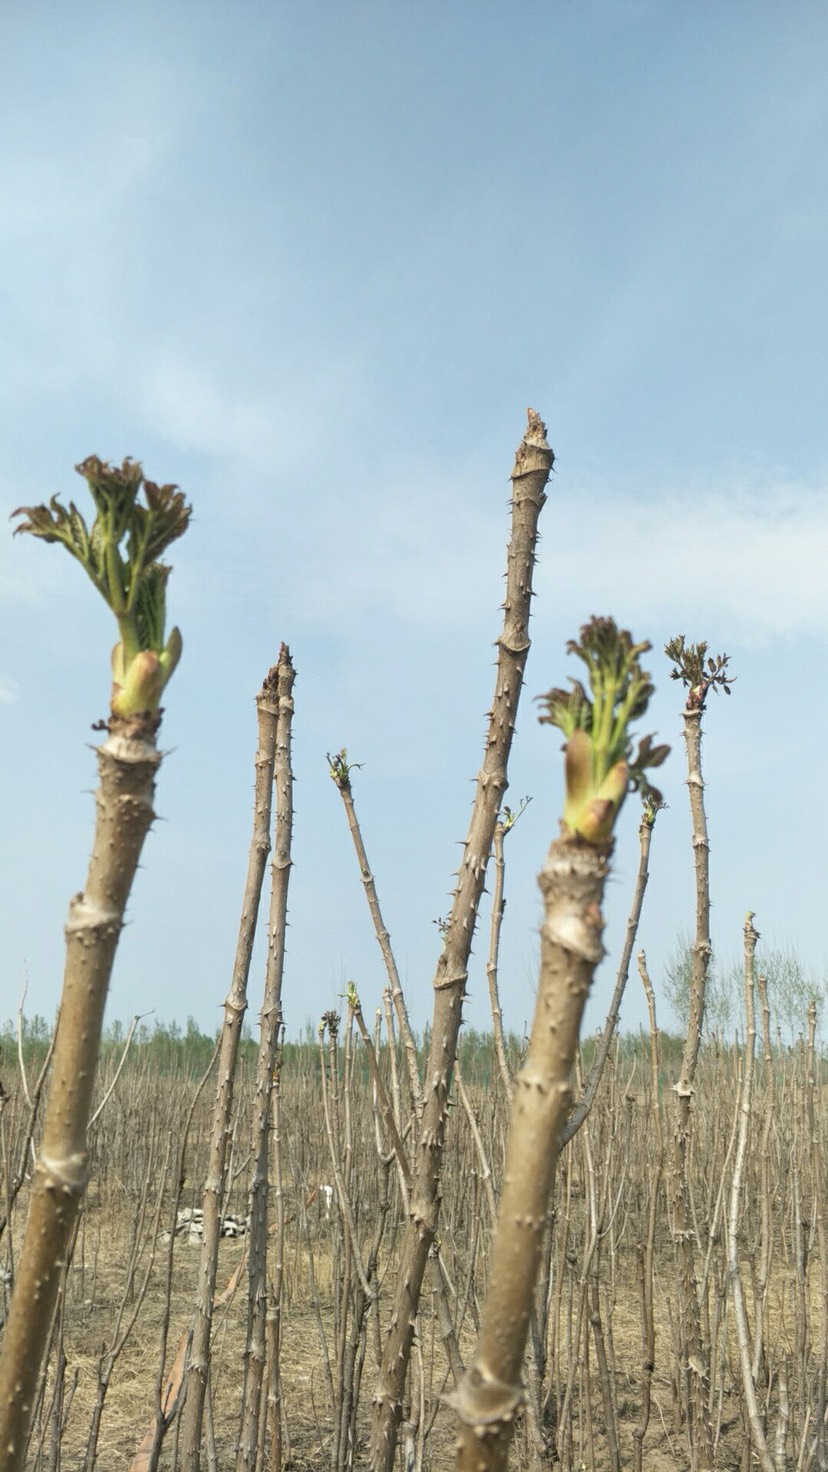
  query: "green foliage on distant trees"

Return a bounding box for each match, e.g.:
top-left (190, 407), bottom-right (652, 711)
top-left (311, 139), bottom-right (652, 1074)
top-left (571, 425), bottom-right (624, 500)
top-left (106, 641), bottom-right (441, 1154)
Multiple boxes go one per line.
top-left (2, 998), bottom-right (821, 1093)
top-left (662, 936), bottom-right (825, 1042)
top-left (662, 937), bottom-right (735, 1038)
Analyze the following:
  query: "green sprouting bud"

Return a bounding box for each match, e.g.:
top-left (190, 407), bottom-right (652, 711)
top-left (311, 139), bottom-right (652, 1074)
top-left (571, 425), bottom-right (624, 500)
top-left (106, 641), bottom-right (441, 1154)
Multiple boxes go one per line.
top-left (159, 626), bottom-right (183, 686)
top-left (111, 647), bottom-right (164, 719)
top-left (111, 625), bottom-right (183, 718)
top-left (327, 748), bottom-right (364, 790)
top-left (665, 635), bottom-right (735, 710)
top-left (540, 616), bottom-right (670, 843)
top-left (12, 456), bottom-right (191, 720)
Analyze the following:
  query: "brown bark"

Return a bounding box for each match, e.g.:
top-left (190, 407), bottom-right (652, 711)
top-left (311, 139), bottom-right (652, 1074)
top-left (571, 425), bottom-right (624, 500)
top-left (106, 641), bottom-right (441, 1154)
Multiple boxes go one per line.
top-left (727, 914), bottom-right (775, 1472)
top-left (237, 647), bottom-right (296, 1472)
top-left (368, 410), bottom-right (553, 1471)
top-left (180, 666), bottom-right (281, 1468)
top-left (563, 807), bottom-right (657, 1144)
top-left (485, 819), bottom-right (514, 1103)
top-left (0, 717), bottom-right (161, 1471)
top-left (671, 702), bottom-right (714, 1471)
top-left (632, 950), bottom-right (664, 1472)
top-left (451, 836), bottom-right (611, 1472)
top-left (330, 771), bottom-right (422, 1112)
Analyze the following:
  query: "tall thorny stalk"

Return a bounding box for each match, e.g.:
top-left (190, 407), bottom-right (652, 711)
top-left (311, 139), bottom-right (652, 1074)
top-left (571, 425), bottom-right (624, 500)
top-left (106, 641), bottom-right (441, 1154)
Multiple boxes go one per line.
top-left (327, 751), bottom-right (422, 1112)
top-left (6, 423), bottom-right (818, 1472)
top-left (237, 645), bottom-right (296, 1472)
top-left (452, 616), bottom-right (669, 1472)
top-left (664, 634), bottom-right (733, 1472)
top-left (181, 663), bottom-right (283, 1468)
top-left (485, 798), bottom-right (532, 1104)
top-left (0, 458), bottom-right (191, 1472)
top-left (369, 407), bottom-right (554, 1471)
top-left (726, 912), bottom-right (776, 1472)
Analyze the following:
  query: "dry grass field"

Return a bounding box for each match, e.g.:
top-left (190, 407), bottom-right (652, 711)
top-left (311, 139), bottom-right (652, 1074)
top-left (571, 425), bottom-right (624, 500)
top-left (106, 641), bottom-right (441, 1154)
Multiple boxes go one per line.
top-left (2, 1023), bottom-right (826, 1471)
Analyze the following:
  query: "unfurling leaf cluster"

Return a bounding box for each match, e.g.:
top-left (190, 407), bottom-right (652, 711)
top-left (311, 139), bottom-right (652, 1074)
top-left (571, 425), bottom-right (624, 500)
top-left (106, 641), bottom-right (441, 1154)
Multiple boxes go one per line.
top-left (539, 616), bottom-right (670, 843)
top-left (665, 635), bottom-right (735, 710)
top-left (12, 457), bottom-right (191, 719)
top-left (327, 747), bottom-right (364, 791)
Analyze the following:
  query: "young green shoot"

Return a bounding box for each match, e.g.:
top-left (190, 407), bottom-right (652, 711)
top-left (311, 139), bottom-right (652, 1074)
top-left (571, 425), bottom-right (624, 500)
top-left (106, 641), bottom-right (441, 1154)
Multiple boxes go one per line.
top-left (538, 616), bottom-right (669, 843)
top-left (13, 455), bottom-right (191, 723)
top-left (665, 634), bottom-right (735, 710)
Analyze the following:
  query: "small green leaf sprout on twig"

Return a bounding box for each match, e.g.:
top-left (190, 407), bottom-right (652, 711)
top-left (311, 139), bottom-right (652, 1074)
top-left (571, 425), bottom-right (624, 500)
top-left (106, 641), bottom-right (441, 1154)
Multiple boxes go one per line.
top-left (500, 794), bottom-right (532, 834)
top-left (327, 747), bottom-right (364, 791)
top-left (12, 456), bottom-right (191, 724)
top-left (538, 616), bottom-right (670, 844)
top-left (664, 634), bottom-right (735, 711)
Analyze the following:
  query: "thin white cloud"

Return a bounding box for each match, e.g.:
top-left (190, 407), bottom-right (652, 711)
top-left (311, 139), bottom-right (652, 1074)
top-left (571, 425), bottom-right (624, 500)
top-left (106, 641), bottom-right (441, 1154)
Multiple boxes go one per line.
top-left (138, 352), bottom-right (369, 474)
top-left (0, 680), bottom-right (18, 704)
top-left (543, 477), bottom-right (828, 648)
top-left (272, 467), bottom-right (828, 647)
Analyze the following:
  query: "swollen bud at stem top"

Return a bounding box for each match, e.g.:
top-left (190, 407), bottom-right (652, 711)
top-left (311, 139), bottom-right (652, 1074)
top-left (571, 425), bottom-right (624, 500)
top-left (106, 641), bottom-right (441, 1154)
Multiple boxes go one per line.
top-left (111, 627), bottom-right (183, 718)
top-left (539, 616), bottom-right (670, 843)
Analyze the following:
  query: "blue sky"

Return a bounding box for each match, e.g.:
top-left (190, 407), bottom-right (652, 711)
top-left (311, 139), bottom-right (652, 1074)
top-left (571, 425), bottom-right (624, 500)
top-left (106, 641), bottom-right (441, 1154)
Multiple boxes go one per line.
top-left (1, 2), bottom-right (827, 1043)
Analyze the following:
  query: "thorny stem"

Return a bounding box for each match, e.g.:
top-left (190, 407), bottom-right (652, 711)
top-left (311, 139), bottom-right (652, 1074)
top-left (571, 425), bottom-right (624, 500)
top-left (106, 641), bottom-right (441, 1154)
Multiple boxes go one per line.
top-left (348, 984), bottom-right (412, 1200)
top-left (563, 801), bottom-right (661, 1144)
top-left (632, 950), bottom-right (664, 1472)
top-left (452, 836), bottom-right (612, 1472)
top-left (664, 633), bottom-right (733, 1472)
top-left (181, 664), bottom-right (281, 1470)
top-left (0, 456), bottom-right (189, 1472)
top-left (328, 751), bottom-right (423, 1113)
top-left (486, 799), bottom-right (531, 1104)
top-left (452, 618), bottom-right (666, 1472)
top-left (726, 913), bottom-right (776, 1472)
top-left (369, 410), bottom-right (553, 1472)
top-left (237, 646), bottom-right (296, 1472)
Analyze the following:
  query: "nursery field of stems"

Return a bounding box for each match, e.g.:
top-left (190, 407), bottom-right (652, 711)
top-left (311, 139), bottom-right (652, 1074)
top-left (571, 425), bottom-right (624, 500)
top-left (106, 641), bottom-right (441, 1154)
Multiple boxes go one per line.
top-left (1, 1022), bottom-right (826, 1472)
top-left (3, 428), bottom-right (827, 1472)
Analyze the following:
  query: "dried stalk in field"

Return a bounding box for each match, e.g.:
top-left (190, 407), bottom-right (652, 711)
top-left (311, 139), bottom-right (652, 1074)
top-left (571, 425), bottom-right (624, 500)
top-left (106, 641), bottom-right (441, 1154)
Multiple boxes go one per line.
top-left (664, 635), bottom-right (734, 1472)
top-left (633, 950), bottom-right (665, 1472)
top-left (327, 750), bottom-right (422, 1111)
top-left (266, 1048), bottom-right (288, 1471)
top-left (237, 645), bottom-right (296, 1472)
top-left (82, 1127), bottom-right (174, 1470)
top-left (727, 913), bottom-right (776, 1472)
top-left (369, 409), bottom-right (553, 1471)
top-left (318, 1004), bottom-right (388, 1472)
top-left (803, 997), bottom-right (827, 1470)
top-left (451, 617), bottom-right (669, 1472)
top-left (486, 799), bottom-right (532, 1103)
top-left (180, 665), bottom-right (282, 1469)
top-left (348, 983), bottom-right (411, 1202)
top-left (0, 1016), bottom-right (57, 1244)
top-left (562, 799), bottom-right (661, 1146)
top-left (350, 979), bottom-right (467, 1395)
top-left (0, 457), bottom-right (190, 1472)
top-left (128, 1044), bottom-right (225, 1472)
